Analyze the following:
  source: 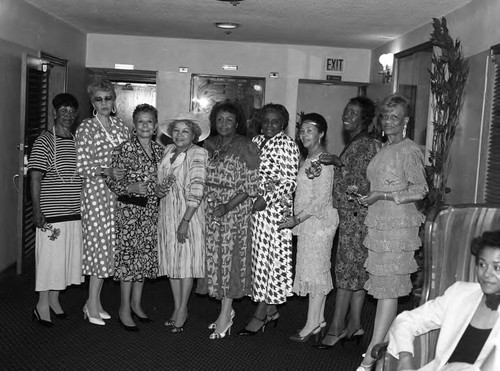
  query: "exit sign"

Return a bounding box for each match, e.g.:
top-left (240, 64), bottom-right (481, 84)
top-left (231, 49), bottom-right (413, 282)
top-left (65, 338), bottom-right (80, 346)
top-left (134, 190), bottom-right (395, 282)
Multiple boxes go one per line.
top-left (325, 58), bottom-right (344, 73)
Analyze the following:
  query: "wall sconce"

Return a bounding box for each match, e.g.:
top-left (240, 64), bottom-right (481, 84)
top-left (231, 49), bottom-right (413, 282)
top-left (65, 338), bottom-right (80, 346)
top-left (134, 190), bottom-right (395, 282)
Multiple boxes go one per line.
top-left (378, 53), bottom-right (394, 84)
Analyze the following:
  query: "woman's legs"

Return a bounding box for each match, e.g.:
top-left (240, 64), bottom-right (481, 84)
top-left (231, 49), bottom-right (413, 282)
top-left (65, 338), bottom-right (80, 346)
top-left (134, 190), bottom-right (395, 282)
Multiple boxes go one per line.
top-left (298, 294), bottom-right (326, 336)
top-left (169, 278), bottom-right (181, 323)
top-left (131, 280), bottom-right (146, 317)
top-left (48, 290), bottom-right (63, 314)
top-left (36, 290), bottom-right (51, 321)
top-left (321, 288), bottom-right (351, 345)
top-left (346, 289), bottom-right (366, 335)
top-left (244, 301), bottom-right (268, 331)
top-left (171, 278), bottom-right (192, 327)
top-left (361, 298), bottom-right (398, 366)
top-left (119, 281), bottom-right (135, 326)
top-left (215, 297), bottom-right (234, 329)
top-left (87, 275), bottom-right (104, 318)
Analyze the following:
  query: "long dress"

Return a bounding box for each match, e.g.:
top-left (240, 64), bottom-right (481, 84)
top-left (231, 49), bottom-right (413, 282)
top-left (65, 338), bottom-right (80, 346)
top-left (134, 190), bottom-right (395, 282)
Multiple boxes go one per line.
top-left (107, 136), bottom-right (164, 281)
top-left (157, 144), bottom-right (208, 278)
top-left (196, 135), bottom-right (260, 300)
top-left (75, 116), bottom-right (129, 278)
top-left (251, 131), bottom-right (300, 305)
top-left (293, 155), bottom-right (339, 296)
top-left (28, 131), bottom-right (84, 291)
top-left (364, 138), bottom-right (428, 299)
top-left (333, 132), bottom-right (378, 291)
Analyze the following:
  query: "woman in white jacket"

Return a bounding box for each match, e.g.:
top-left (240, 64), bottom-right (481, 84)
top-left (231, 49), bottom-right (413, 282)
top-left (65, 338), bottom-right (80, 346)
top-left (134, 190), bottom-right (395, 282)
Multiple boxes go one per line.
top-left (387, 230), bottom-right (500, 371)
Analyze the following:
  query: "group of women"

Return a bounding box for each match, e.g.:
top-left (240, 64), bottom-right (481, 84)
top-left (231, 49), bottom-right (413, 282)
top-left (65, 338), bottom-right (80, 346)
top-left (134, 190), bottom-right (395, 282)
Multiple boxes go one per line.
top-left (29, 78), bottom-right (434, 368)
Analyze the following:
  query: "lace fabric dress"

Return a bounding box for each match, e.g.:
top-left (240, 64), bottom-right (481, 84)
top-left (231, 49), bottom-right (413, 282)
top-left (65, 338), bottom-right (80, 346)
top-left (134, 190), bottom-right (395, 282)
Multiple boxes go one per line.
top-left (196, 135), bottom-right (260, 300)
top-left (364, 138), bottom-right (428, 299)
top-left (293, 156), bottom-right (339, 296)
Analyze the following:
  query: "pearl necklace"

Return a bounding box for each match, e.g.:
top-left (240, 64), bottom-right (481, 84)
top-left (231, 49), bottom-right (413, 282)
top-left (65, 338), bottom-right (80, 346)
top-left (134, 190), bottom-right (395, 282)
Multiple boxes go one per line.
top-left (52, 126), bottom-right (78, 183)
top-left (95, 115), bottom-right (119, 147)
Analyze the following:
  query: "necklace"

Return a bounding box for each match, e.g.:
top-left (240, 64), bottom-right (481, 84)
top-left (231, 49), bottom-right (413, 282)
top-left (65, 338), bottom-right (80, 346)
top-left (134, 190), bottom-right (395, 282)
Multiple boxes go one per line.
top-left (211, 135), bottom-right (235, 161)
top-left (95, 115), bottom-right (119, 146)
top-left (52, 126), bottom-right (78, 183)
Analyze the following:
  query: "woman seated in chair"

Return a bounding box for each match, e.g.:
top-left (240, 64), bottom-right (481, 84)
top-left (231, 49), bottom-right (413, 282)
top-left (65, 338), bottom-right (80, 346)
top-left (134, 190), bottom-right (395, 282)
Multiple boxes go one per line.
top-left (388, 230), bottom-right (500, 371)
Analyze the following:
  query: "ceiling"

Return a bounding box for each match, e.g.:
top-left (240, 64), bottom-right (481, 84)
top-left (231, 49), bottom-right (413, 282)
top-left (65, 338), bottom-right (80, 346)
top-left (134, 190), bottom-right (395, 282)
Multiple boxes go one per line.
top-left (26, 0), bottom-right (471, 49)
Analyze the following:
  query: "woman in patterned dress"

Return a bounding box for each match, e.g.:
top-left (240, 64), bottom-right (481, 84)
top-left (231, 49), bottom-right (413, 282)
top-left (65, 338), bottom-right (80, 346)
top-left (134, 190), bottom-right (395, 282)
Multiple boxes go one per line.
top-left (357, 94), bottom-right (428, 371)
top-left (280, 113), bottom-right (339, 342)
top-left (107, 104), bottom-right (163, 331)
top-left (316, 97), bottom-right (379, 349)
top-left (238, 103), bottom-right (300, 335)
top-left (76, 79), bottom-right (130, 326)
top-left (157, 113), bottom-right (209, 333)
top-left (29, 93), bottom-right (83, 326)
top-left (196, 101), bottom-right (260, 339)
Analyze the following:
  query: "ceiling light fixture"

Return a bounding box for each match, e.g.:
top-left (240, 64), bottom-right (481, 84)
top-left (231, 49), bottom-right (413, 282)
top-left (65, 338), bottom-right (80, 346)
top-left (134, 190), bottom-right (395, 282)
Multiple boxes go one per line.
top-left (216, 0), bottom-right (244, 6)
top-left (378, 53), bottom-right (394, 84)
top-left (215, 22), bottom-right (240, 30)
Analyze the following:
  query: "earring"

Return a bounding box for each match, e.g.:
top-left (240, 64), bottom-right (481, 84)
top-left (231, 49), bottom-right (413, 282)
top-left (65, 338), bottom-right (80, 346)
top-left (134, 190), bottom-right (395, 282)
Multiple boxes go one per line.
top-left (403, 125), bottom-right (407, 137)
top-left (132, 128), bottom-right (137, 136)
top-left (381, 130), bottom-right (385, 137)
top-left (93, 108), bottom-right (97, 117)
top-left (112, 105), bottom-right (117, 114)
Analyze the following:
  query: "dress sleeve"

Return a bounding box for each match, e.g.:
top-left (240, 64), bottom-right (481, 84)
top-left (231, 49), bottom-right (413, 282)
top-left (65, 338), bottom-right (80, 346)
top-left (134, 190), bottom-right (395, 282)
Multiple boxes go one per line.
top-left (75, 120), bottom-right (99, 179)
top-left (185, 147), bottom-right (208, 208)
top-left (387, 282), bottom-right (461, 358)
top-left (28, 134), bottom-right (50, 173)
top-left (263, 139), bottom-right (299, 205)
top-left (392, 144), bottom-right (428, 204)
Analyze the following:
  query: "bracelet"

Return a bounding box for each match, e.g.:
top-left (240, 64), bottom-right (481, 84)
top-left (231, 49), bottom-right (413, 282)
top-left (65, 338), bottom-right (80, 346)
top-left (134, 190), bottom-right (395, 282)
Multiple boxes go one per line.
top-left (100, 168), bottom-right (107, 177)
top-left (384, 192), bottom-right (387, 200)
top-left (182, 218), bottom-right (190, 223)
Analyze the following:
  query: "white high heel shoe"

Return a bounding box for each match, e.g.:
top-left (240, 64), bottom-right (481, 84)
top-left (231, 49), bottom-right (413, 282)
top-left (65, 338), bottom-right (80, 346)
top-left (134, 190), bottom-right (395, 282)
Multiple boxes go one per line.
top-left (99, 311), bottom-right (111, 320)
top-left (209, 320), bottom-right (233, 339)
top-left (208, 309), bottom-right (235, 330)
top-left (83, 305), bottom-right (105, 326)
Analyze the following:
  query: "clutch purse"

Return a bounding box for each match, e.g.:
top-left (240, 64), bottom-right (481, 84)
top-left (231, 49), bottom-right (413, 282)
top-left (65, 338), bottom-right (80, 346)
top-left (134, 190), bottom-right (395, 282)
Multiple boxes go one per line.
top-left (117, 195), bottom-right (148, 207)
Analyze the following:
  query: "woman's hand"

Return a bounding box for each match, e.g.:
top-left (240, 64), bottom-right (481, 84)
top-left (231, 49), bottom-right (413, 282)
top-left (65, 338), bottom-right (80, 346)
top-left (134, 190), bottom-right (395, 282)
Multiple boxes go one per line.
top-left (110, 167), bottom-right (125, 180)
top-left (155, 184), bottom-right (168, 198)
top-left (177, 220), bottom-right (189, 243)
top-left (278, 216), bottom-right (297, 230)
top-left (213, 203), bottom-right (228, 218)
top-left (252, 196), bottom-right (267, 212)
top-left (359, 191), bottom-right (384, 207)
top-left (33, 208), bottom-right (46, 229)
top-left (127, 182), bottom-right (148, 195)
top-left (319, 153), bottom-right (342, 167)
top-left (397, 352), bottom-right (415, 371)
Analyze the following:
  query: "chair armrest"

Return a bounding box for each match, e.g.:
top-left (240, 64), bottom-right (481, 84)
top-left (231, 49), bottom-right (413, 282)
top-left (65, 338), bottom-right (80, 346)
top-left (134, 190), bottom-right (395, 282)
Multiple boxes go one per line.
top-left (372, 342), bottom-right (389, 360)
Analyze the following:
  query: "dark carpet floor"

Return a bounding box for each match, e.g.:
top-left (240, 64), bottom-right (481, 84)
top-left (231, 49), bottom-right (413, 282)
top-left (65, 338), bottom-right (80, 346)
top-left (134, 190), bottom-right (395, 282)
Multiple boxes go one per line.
top-left (0, 255), bottom-right (414, 371)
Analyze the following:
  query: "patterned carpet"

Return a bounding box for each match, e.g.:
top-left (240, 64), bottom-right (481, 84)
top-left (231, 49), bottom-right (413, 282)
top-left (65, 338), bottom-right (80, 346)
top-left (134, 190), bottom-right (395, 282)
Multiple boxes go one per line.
top-left (0, 253), bottom-right (415, 371)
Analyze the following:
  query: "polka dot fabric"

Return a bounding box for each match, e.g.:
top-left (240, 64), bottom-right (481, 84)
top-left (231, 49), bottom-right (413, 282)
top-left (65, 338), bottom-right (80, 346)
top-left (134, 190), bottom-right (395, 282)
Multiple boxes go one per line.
top-left (75, 117), bottom-right (130, 278)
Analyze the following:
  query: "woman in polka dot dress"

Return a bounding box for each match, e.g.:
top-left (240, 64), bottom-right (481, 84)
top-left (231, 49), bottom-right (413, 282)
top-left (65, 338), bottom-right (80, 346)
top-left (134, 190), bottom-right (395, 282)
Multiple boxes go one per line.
top-left (75, 80), bottom-right (130, 325)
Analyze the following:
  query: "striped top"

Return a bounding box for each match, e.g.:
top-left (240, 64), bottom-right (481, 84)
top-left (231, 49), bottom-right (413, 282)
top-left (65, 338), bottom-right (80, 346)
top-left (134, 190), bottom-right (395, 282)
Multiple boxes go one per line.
top-left (28, 131), bottom-right (83, 222)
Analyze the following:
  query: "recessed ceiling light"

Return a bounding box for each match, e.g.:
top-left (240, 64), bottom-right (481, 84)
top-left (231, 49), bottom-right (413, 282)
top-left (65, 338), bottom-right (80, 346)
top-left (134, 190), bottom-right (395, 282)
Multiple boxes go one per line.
top-left (215, 22), bottom-right (240, 29)
top-left (216, 0), bottom-right (244, 6)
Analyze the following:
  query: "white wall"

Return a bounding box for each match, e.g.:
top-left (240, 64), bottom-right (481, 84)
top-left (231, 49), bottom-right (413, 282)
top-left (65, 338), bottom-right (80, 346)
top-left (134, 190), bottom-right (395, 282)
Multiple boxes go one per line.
top-left (86, 35), bottom-right (371, 138)
top-left (0, 0), bottom-right (86, 272)
top-left (368, 0), bottom-right (499, 205)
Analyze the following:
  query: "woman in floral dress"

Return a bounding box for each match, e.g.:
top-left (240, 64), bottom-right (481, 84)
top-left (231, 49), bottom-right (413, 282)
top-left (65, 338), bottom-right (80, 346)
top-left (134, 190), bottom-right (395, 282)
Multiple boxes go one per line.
top-left (280, 113), bottom-right (339, 342)
top-left (107, 104), bottom-right (163, 331)
top-left (238, 103), bottom-right (300, 336)
top-left (358, 94), bottom-right (428, 371)
top-left (196, 101), bottom-right (260, 339)
top-left (76, 79), bottom-right (130, 325)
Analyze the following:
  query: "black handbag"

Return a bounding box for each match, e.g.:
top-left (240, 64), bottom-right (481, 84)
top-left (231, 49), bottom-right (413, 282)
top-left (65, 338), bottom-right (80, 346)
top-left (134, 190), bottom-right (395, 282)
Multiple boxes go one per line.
top-left (117, 195), bottom-right (148, 207)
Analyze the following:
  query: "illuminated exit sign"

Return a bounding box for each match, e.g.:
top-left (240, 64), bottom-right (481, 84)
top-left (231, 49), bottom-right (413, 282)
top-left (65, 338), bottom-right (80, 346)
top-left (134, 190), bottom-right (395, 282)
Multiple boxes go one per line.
top-left (325, 58), bottom-right (344, 73)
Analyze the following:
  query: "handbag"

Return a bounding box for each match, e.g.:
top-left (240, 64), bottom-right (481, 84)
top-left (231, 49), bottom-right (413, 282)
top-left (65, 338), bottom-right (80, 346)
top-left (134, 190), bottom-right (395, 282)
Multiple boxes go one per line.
top-left (117, 195), bottom-right (148, 207)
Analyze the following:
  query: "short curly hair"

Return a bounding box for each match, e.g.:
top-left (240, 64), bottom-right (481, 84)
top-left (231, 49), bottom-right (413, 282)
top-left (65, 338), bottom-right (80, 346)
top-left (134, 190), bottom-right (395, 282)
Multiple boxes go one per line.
top-left (87, 79), bottom-right (116, 100)
top-left (379, 93), bottom-right (411, 117)
top-left (133, 103), bottom-right (158, 123)
top-left (471, 230), bottom-right (500, 263)
top-left (257, 103), bottom-right (290, 129)
top-left (209, 100), bottom-right (246, 136)
top-left (166, 120), bottom-right (202, 143)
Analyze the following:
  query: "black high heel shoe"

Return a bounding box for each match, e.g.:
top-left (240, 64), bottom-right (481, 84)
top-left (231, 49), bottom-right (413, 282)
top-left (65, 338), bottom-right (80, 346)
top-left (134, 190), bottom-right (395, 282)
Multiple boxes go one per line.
top-left (50, 307), bottom-right (69, 320)
top-left (289, 324), bottom-right (321, 343)
top-left (313, 329), bottom-right (347, 349)
top-left (237, 316), bottom-right (267, 336)
top-left (345, 328), bottom-right (365, 345)
top-left (33, 308), bottom-right (53, 327)
top-left (266, 311), bottom-right (280, 328)
top-left (118, 317), bottom-right (139, 332)
top-left (131, 310), bottom-right (153, 323)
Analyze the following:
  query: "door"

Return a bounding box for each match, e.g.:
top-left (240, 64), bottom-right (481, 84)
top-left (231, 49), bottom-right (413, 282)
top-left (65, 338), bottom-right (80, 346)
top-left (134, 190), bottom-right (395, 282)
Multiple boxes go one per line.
top-left (16, 53), bottom-right (67, 274)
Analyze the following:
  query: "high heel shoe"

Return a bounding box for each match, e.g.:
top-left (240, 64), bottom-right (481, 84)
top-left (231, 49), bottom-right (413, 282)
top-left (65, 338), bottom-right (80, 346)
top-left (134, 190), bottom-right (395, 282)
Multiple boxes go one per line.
top-left (313, 329), bottom-right (347, 349)
top-left (266, 311), bottom-right (280, 328)
top-left (237, 316), bottom-right (267, 336)
top-left (319, 320), bottom-right (327, 338)
top-left (83, 305), bottom-right (105, 326)
top-left (289, 324), bottom-right (321, 343)
top-left (355, 361), bottom-right (375, 371)
top-left (50, 307), bottom-right (69, 320)
top-left (209, 320), bottom-right (233, 339)
top-left (99, 310), bottom-right (111, 320)
top-left (131, 311), bottom-right (152, 323)
top-left (208, 309), bottom-right (235, 330)
top-left (32, 308), bottom-right (53, 327)
top-left (118, 317), bottom-right (139, 332)
top-left (171, 316), bottom-right (188, 333)
top-left (346, 328), bottom-right (365, 345)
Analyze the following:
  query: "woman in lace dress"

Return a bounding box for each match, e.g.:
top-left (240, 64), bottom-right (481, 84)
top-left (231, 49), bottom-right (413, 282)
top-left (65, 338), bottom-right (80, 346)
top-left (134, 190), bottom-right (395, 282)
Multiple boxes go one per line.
top-left (357, 94), bottom-right (428, 371)
top-left (280, 113), bottom-right (339, 342)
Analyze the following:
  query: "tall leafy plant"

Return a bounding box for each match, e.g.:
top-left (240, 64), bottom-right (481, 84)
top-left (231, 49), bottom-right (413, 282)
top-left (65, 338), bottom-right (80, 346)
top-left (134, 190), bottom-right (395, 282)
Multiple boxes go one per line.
top-left (426, 17), bottom-right (469, 208)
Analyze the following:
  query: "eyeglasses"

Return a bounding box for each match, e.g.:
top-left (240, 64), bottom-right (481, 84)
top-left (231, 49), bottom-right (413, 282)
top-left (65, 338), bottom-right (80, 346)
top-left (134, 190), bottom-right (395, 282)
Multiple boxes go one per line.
top-left (92, 95), bottom-right (114, 103)
top-left (57, 107), bottom-right (78, 118)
